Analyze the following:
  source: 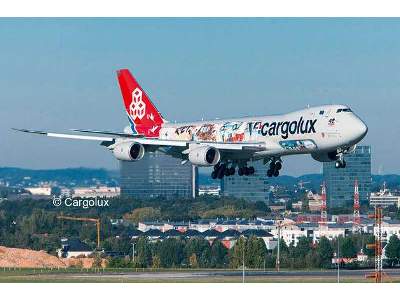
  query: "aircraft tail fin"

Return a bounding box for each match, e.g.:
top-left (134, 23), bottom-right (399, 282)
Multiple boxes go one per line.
top-left (117, 69), bottom-right (165, 137)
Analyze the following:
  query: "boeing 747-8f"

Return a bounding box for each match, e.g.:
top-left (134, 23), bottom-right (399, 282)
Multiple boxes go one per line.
top-left (13, 69), bottom-right (368, 179)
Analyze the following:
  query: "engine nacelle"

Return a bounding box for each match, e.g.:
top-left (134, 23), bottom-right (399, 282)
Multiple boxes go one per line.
top-left (311, 150), bottom-right (339, 162)
top-left (188, 146), bottom-right (220, 166)
top-left (113, 142), bottom-right (145, 161)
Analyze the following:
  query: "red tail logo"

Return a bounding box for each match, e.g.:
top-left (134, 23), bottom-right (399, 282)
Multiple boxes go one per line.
top-left (117, 69), bottom-right (164, 137)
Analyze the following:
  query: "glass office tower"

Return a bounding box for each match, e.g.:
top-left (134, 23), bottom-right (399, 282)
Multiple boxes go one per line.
top-left (120, 151), bottom-right (198, 199)
top-left (323, 145), bottom-right (371, 208)
top-left (221, 160), bottom-right (269, 203)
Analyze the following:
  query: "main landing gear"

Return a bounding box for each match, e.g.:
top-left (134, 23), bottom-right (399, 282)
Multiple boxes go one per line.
top-left (267, 160), bottom-right (282, 177)
top-left (211, 163), bottom-right (255, 179)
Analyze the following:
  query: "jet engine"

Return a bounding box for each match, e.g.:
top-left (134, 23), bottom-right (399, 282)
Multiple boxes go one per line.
top-left (113, 142), bottom-right (145, 161)
top-left (311, 150), bottom-right (340, 162)
top-left (188, 146), bottom-right (221, 166)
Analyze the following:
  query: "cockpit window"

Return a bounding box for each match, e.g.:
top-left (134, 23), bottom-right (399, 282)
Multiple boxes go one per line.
top-left (336, 108), bottom-right (352, 113)
top-left (319, 110), bottom-right (324, 115)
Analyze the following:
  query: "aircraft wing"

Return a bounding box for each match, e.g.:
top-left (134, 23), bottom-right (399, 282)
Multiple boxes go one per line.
top-left (12, 128), bottom-right (267, 151)
top-left (12, 128), bottom-right (115, 142)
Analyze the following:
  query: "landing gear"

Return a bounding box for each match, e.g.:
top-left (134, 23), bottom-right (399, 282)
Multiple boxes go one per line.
top-left (335, 160), bottom-right (346, 168)
top-left (238, 166), bottom-right (255, 176)
top-left (335, 153), bottom-right (346, 169)
top-left (267, 160), bottom-right (282, 177)
top-left (211, 162), bottom-right (253, 179)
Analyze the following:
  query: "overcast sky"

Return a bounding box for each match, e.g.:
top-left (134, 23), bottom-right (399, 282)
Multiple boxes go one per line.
top-left (0, 18), bottom-right (399, 175)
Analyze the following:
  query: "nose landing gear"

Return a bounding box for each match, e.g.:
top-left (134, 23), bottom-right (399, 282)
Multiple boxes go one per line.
top-left (335, 160), bottom-right (346, 168)
top-left (335, 153), bottom-right (346, 168)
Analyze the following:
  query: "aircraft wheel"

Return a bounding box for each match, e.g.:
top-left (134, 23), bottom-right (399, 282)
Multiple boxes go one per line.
top-left (224, 168), bottom-right (231, 176)
top-left (217, 165), bottom-right (225, 179)
top-left (273, 170), bottom-right (279, 177)
top-left (275, 161), bottom-right (282, 170)
top-left (342, 161), bottom-right (346, 168)
top-left (267, 169), bottom-right (273, 177)
top-left (335, 161), bottom-right (341, 169)
top-left (248, 166), bottom-right (255, 174)
top-left (211, 171), bottom-right (217, 179)
top-left (244, 167), bottom-right (250, 176)
top-left (229, 167), bottom-right (235, 175)
top-left (238, 167), bottom-right (244, 176)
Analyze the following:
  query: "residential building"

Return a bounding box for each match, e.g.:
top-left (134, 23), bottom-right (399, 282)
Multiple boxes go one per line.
top-left (57, 238), bottom-right (93, 258)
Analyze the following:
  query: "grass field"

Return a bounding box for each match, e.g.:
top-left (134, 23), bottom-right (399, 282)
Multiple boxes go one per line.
top-left (0, 268), bottom-right (398, 283)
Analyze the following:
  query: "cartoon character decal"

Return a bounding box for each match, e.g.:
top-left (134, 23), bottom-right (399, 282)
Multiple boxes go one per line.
top-left (175, 125), bottom-right (196, 140)
top-left (195, 124), bottom-right (217, 141)
top-left (220, 121), bottom-right (245, 142)
top-left (279, 139), bottom-right (317, 151)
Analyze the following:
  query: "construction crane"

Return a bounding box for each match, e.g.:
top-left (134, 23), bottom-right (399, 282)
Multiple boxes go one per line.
top-left (366, 207), bottom-right (383, 283)
top-left (320, 181), bottom-right (327, 228)
top-left (57, 215), bottom-right (101, 249)
top-left (353, 179), bottom-right (361, 225)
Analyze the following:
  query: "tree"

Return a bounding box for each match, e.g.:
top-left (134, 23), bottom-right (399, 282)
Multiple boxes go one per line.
top-left (246, 236), bottom-right (267, 268)
top-left (152, 255), bottom-right (161, 268)
top-left (189, 253), bottom-right (198, 268)
top-left (363, 235), bottom-right (375, 258)
top-left (157, 238), bottom-right (185, 268)
top-left (135, 237), bottom-right (152, 267)
top-left (295, 237), bottom-right (312, 258)
top-left (230, 237), bottom-right (246, 269)
top-left (123, 207), bottom-right (161, 223)
top-left (385, 235), bottom-right (400, 266)
top-left (340, 237), bottom-right (357, 259)
top-left (209, 240), bottom-right (228, 268)
top-left (316, 237), bottom-right (334, 267)
top-left (300, 194), bottom-right (309, 212)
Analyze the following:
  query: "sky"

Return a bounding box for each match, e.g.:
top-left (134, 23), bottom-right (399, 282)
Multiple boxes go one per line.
top-left (0, 18), bottom-right (399, 176)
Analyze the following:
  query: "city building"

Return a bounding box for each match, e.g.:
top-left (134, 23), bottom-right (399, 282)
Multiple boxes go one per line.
top-left (221, 160), bottom-right (269, 203)
top-left (323, 145), bottom-right (371, 208)
top-left (25, 186), bottom-right (52, 196)
top-left (71, 186), bottom-right (120, 198)
top-left (198, 185), bottom-right (221, 196)
top-left (369, 183), bottom-right (400, 207)
top-left (374, 220), bottom-right (400, 242)
top-left (120, 150), bottom-right (198, 199)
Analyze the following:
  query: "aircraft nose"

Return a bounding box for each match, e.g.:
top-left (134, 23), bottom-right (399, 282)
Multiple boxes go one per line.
top-left (356, 118), bottom-right (368, 140)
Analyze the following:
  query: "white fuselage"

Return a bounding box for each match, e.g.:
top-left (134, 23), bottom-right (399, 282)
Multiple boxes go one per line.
top-left (158, 104), bottom-right (367, 160)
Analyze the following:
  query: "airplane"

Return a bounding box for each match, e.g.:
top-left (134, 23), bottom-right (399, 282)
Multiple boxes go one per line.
top-left (13, 69), bottom-right (368, 179)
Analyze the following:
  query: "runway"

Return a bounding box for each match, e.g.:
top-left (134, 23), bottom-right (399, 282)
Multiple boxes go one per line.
top-left (66, 268), bottom-right (400, 282)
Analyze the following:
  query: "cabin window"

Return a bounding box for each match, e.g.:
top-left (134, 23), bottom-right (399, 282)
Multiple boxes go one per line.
top-left (337, 108), bottom-right (352, 113)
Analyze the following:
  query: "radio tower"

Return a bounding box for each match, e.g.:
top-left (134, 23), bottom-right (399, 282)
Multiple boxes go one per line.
top-left (320, 181), bottom-right (327, 227)
top-left (353, 179), bottom-right (360, 225)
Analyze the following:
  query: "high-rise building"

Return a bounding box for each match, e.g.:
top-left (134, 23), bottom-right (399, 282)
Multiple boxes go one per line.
top-left (221, 161), bottom-right (269, 203)
top-left (120, 151), bottom-right (198, 199)
top-left (323, 145), bottom-right (371, 208)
